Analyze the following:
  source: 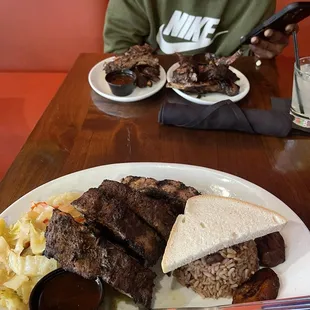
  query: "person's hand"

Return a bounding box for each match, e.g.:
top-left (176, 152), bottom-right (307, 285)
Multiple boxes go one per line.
top-left (249, 24), bottom-right (298, 59)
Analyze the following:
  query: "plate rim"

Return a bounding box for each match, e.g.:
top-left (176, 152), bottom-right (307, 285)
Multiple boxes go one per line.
top-left (1, 162), bottom-right (306, 226)
top-left (166, 62), bottom-right (250, 105)
top-left (88, 57), bottom-right (167, 103)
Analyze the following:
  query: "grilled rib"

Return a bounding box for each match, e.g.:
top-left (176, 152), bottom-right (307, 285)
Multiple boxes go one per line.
top-left (72, 188), bottom-right (165, 266)
top-left (99, 180), bottom-right (176, 241)
top-left (167, 52), bottom-right (240, 96)
top-left (121, 176), bottom-right (200, 215)
top-left (213, 49), bottom-right (243, 66)
top-left (167, 80), bottom-right (240, 96)
top-left (45, 210), bottom-right (156, 309)
top-left (103, 44), bottom-right (159, 75)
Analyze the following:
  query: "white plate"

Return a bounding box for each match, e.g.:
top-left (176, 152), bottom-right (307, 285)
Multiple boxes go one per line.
top-left (167, 63), bottom-right (250, 105)
top-left (1, 163), bottom-right (310, 309)
top-left (88, 57), bottom-right (166, 103)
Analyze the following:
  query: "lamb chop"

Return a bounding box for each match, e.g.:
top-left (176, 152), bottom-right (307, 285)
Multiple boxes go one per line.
top-left (45, 210), bottom-right (156, 309)
top-left (104, 44), bottom-right (158, 73)
top-left (168, 79), bottom-right (240, 96)
top-left (167, 50), bottom-right (242, 96)
top-left (171, 54), bottom-right (198, 84)
top-left (103, 44), bottom-right (160, 88)
top-left (205, 49), bottom-right (243, 66)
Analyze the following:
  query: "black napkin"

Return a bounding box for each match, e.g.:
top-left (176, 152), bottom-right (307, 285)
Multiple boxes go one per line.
top-left (159, 94), bottom-right (293, 137)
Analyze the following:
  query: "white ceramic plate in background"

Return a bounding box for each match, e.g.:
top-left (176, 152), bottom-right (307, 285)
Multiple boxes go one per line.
top-left (88, 57), bottom-right (166, 103)
top-left (167, 63), bottom-right (250, 105)
top-left (1, 163), bottom-right (310, 309)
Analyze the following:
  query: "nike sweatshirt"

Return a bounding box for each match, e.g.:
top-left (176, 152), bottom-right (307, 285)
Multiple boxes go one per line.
top-left (104, 0), bottom-right (275, 56)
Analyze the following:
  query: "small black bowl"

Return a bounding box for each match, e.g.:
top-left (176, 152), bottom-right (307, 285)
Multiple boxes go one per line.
top-left (29, 268), bottom-right (104, 310)
top-left (105, 69), bottom-right (136, 97)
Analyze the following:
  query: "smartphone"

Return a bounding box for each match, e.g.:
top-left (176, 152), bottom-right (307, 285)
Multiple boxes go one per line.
top-left (240, 2), bottom-right (310, 45)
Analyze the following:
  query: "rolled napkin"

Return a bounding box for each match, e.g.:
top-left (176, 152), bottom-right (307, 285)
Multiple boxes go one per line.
top-left (159, 97), bottom-right (293, 137)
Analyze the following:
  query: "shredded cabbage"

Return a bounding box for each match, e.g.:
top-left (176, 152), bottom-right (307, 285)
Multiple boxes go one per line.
top-left (0, 219), bottom-right (9, 239)
top-left (16, 277), bottom-right (39, 304)
top-left (0, 237), bottom-right (10, 271)
top-left (8, 252), bottom-right (57, 277)
top-left (9, 220), bottom-right (30, 255)
top-left (0, 192), bottom-right (81, 309)
top-left (31, 202), bottom-right (54, 227)
top-left (0, 269), bottom-right (12, 285)
top-left (29, 223), bottom-right (45, 255)
top-left (0, 220), bottom-right (14, 248)
top-left (3, 275), bottom-right (29, 291)
top-left (0, 289), bottom-right (26, 310)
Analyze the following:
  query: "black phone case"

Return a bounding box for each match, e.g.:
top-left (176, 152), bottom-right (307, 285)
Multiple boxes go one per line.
top-left (240, 2), bottom-right (310, 45)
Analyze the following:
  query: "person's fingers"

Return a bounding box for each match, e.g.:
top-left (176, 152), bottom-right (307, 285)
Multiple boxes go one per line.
top-left (285, 23), bottom-right (299, 34)
top-left (250, 44), bottom-right (275, 59)
top-left (263, 29), bottom-right (289, 44)
top-left (250, 24), bottom-right (296, 58)
top-left (264, 28), bottom-right (274, 38)
top-left (251, 36), bottom-right (259, 44)
top-left (253, 38), bottom-right (285, 56)
top-left (251, 27), bottom-right (291, 45)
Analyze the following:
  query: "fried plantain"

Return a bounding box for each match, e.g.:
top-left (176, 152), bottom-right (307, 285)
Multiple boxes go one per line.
top-left (232, 268), bottom-right (280, 304)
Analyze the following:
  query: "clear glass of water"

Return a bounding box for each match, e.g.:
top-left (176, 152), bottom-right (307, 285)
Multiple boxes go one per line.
top-left (290, 56), bottom-right (310, 129)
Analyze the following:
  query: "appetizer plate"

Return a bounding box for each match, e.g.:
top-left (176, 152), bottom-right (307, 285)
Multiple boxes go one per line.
top-left (167, 63), bottom-right (250, 105)
top-left (1, 163), bottom-right (310, 310)
top-left (88, 57), bottom-right (166, 103)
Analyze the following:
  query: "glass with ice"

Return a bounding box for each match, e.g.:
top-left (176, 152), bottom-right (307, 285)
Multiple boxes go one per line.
top-left (290, 57), bottom-right (310, 128)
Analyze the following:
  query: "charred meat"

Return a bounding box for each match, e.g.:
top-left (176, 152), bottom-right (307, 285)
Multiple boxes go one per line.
top-left (103, 44), bottom-right (160, 88)
top-left (134, 65), bottom-right (160, 88)
top-left (255, 232), bottom-right (285, 267)
top-left (167, 51), bottom-right (242, 96)
top-left (232, 268), bottom-right (280, 304)
top-left (207, 50), bottom-right (243, 66)
top-left (121, 176), bottom-right (200, 215)
top-left (99, 180), bottom-right (176, 241)
top-left (167, 80), bottom-right (239, 96)
top-left (72, 188), bottom-right (165, 266)
top-left (171, 53), bottom-right (198, 84)
top-left (45, 210), bottom-right (156, 309)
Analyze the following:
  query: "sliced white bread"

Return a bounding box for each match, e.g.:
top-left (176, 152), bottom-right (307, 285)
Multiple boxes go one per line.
top-left (162, 195), bottom-right (287, 273)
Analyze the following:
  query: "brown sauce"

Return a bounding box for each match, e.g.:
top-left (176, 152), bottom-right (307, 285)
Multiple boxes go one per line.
top-left (38, 272), bottom-right (102, 310)
top-left (109, 73), bottom-right (134, 85)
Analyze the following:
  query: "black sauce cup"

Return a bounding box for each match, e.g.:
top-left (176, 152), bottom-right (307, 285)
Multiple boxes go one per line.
top-left (29, 268), bottom-right (104, 310)
top-left (105, 69), bottom-right (136, 97)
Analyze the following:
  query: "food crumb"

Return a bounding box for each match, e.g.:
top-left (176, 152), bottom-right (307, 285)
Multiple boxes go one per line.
top-left (256, 60), bottom-right (262, 67)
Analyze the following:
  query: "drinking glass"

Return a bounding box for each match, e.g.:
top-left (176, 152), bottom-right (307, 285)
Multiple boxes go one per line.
top-left (290, 56), bottom-right (310, 129)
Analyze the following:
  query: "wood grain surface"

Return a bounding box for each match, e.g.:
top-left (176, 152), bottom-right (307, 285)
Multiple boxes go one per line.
top-left (1, 54), bottom-right (309, 229)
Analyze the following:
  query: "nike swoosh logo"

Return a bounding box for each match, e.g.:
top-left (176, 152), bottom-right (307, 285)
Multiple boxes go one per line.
top-left (156, 24), bottom-right (228, 54)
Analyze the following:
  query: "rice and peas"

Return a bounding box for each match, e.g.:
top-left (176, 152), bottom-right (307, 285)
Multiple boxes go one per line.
top-left (0, 192), bottom-right (81, 310)
top-left (174, 240), bottom-right (259, 299)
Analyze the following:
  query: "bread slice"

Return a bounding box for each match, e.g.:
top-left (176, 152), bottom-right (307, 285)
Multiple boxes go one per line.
top-left (161, 195), bottom-right (287, 273)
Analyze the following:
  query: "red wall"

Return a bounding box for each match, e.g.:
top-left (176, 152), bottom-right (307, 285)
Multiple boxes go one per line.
top-left (0, 0), bottom-right (308, 72)
top-left (0, 0), bottom-right (108, 72)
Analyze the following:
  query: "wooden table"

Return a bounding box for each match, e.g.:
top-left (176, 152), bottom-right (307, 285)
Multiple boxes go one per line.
top-left (1, 54), bottom-right (309, 228)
